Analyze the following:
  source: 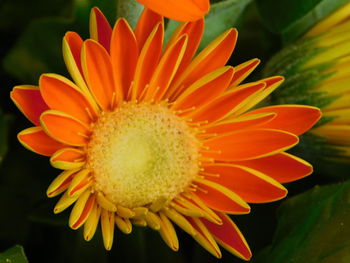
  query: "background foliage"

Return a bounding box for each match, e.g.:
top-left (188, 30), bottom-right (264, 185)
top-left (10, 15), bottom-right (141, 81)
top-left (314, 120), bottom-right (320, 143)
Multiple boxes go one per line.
top-left (0, 0), bottom-right (349, 262)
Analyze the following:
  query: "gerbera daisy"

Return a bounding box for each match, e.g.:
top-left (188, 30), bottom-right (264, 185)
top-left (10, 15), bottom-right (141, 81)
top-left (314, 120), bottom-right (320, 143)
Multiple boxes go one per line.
top-left (11, 7), bottom-right (321, 260)
top-left (136, 0), bottom-right (209, 21)
top-left (264, 2), bottom-right (350, 161)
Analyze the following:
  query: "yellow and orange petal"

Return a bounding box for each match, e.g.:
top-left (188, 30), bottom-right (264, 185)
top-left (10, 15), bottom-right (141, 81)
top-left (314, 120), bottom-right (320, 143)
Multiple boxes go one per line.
top-left (136, 0), bottom-right (210, 21)
top-left (11, 7), bottom-right (321, 261)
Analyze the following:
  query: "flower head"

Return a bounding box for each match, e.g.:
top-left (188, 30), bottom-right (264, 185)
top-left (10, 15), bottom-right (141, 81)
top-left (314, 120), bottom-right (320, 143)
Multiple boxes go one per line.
top-left (264, 2), bottom-right (350, 162)
top-left (136, 0), bottom-right (209, 21)
top-left (11, 7), bottom-right (321, 260)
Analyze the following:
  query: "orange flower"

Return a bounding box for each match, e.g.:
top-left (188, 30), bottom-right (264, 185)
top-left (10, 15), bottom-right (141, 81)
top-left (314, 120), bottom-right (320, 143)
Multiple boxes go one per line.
top-left (11, 8), bottom-right (321, 260)
top-left (136, 0), bottom-right (209, 21)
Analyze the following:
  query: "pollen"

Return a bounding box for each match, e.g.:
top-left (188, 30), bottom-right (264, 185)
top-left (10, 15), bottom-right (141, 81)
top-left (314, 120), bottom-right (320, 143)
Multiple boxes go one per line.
top-left (87, 102), bottom-right (200, 208)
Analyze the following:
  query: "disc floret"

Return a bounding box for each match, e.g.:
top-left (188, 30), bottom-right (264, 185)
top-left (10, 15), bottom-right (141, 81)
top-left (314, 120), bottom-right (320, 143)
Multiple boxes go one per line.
top-left (87, 102), bottom-right (200, 208)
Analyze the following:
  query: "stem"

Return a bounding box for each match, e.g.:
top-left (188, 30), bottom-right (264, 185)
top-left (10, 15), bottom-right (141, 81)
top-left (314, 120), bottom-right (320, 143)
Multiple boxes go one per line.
top-left (117, 0), bottom-right (144, 28)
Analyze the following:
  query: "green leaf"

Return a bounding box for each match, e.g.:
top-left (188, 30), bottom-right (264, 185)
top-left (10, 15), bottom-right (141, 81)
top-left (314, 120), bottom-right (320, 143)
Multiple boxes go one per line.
top-left (255, 0), bottom-right (348, 43)
top-left (164, 20), bottom-right (180, 45)
top-left (27, 199), bottom-right (69, 226)
top-left (199, 0), bottom-right (252, 50)
top-left (2, 0), bottom-right (117, 83)
top-left (253, 181), bottom-right (350, 263)
top-left (3, 17), bottom-right (72, 83)
top-left (0, 112), bottom-right (12, 165)
top-left (0, 245), bottom-right (28, 263)
top-left (165, 0), bottom-right (251, 51)
top-left (116, 0), bottom-right (143, 29)
top-left (0, 0), bottom-right (72, 31)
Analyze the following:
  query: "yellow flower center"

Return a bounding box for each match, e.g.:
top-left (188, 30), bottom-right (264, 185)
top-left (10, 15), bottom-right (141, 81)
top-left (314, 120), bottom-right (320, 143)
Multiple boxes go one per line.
top-left (87, 102), bottom-right (200, 208)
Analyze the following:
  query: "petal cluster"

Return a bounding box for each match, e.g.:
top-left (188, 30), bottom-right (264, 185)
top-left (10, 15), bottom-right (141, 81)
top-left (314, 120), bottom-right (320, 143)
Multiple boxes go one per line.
top-left (11, 7), bottom-right (321, 260)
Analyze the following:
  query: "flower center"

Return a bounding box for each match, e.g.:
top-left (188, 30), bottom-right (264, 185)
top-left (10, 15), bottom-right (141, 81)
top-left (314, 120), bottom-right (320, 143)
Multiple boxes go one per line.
top-left (87, 102), bottom-right (200, 208)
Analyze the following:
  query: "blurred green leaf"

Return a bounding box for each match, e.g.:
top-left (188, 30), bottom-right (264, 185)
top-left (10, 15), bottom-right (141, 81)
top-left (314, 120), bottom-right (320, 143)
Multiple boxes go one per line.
top-left (2, 0), bottom-right (117, 84)
top-left (28, 199), bottom-right (69, 226)
top-left (253, 181), bottom-right (350, 263)
top-left (0, 245), bottom-right (28, 263)
top-left (164, 20), bottom-right (180, 45)
top-left (165, 0), bottom-right (251, 51)
top-left (199, 0), bottom-right (251, 50)
top-left (0, 0), bottom-right (72, 31)
top-left (0, 112), bottom-right (12, 165)
top-left (229, 3), bottom-right (279, 69)
top-left (3, 17), bottom-right (72, 84)
top-left (116, 0), bottom-right (143, 29)
top-left (255, 0), bottom-right (348, 43)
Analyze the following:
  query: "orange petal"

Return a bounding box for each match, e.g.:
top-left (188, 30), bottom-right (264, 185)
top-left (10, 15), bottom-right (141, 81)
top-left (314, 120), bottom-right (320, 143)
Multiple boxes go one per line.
top-left (40, 110), bottom-right (90, 146)
top-left (134, 8), bottom-right (163, 49)
top-left (205, 112), bottom-right (276, 134)
top-left (136, 0), bottom-right (209, 21)
top-left (158, 212), bottom-right (179, 251)
top-left (40, 74), bottom-right (98, 124)
top-left (203, 164), bottom-right (287, 203)
top-left (163, 208), bottom-right (197, 236)
top-left (50, 148), bottom-right (85, 170)
top-left (229, 59), bottom-right (260, 89)
top-left (63, 32), bottom-right (83, 75)
top-left (110, 18), bottom-right (138, 100)
top-left (189, 82), bottom-right (265, 124)
top-left (145, 34), bottom-right (188, 101)
top-left (62, 32), bottom-right (84, 86)
top-left (101, 209), bottom-right (115, 250)
top-left (18, 126), bottom-right (65, 156)
top-left (84, 202), bottom-right (101, 241)
top-left (68, 169), bottom-right (92, 196)
top-left (63, 33), bottom-right (99, 109)
top-left (186, 217), bottom-right (222, 258)
top-left (165, 19), bottom-right (204, 78)
top-left (231, 76), bottom-right (284, 116)
top-left (54, 191), bottom-right (80, 214)
top-left (132, 22), bottom-right (164, 99)
top-left (184, 194), bottom-right (223, 225)
top-left (233, 152), bottom-right (313, 183)
top-left (194, 178), bottom-right (250, 214)
top-left (70, 193), bottom-right (96, 230)
top-left (90, 7), bottom-right (112, 52)
top-left (171, 198), bottom-right (206, 218)
top-left (82, 40), bottom-right (115, 110)
top-left (11, 85), bottom-right (49, 126)
top-left (62, 32), bottom-right (99, 112)
top-left (172, 66), bottom-right (234, 111)
top-left (201, 213), bottom-right (252, 260)
top-left (203, 129), bottom-right (299, 161)
top-left (47, 169), bottom-right (78, 197)
top-left (168, 29), bottom-right (237, 100)
top-left (248, 105), bottom-right (322, 135)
